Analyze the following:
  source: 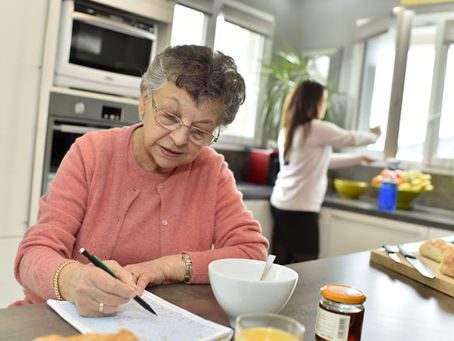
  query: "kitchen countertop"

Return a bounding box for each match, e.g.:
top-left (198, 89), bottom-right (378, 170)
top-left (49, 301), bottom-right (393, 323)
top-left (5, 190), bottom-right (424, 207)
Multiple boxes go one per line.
top-left (236, 182), bottom-right (454, 231)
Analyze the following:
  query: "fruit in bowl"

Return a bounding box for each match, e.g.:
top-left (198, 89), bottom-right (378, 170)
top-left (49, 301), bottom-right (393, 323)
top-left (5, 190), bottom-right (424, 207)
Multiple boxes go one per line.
top-left (372, 169), bottom-right (433, 191)
top-left (334, 179), bottom-right (369, 199)
top-left (372, 169), bottom-right (434, 209)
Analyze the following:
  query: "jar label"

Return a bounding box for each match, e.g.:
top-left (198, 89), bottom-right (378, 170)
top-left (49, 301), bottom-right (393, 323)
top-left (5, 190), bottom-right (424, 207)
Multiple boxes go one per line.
top-left (315, 306), bottom-right (350, 341)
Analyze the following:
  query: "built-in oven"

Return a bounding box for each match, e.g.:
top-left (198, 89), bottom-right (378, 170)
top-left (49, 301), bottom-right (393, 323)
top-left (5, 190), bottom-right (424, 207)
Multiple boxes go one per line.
top-left (55, 0), bottom-right (157, 98)
top-left (42, 92), bottom-right (139, 194)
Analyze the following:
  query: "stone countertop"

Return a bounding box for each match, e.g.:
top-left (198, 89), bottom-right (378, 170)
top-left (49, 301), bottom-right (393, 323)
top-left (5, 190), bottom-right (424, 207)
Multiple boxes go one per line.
top-left (236, 182), bottom-right (454, 231)
top-left (323, 195), bottom-right (454, 231)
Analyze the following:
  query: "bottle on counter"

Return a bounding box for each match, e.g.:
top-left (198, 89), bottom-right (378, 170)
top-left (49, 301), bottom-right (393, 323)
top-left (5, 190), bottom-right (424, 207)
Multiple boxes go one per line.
top-left (315, 284), bottom-right (366, 341)
top-left (377, 160), bottom-right (398, 212)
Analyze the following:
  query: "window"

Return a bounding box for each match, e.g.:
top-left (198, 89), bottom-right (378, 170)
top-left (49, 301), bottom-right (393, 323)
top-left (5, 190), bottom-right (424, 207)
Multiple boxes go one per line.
top-left (397, 25), bottom-right (436, 162)
top-left (354, 9), bottom-right (454, 171)
top-left (170, 1), bottom-right (274, 146)
top-left (170, 5), bottom-right (206, 46)
top-left (437, 44), bottom-right (454, 159)
top-left (308, 55), bottom-right (331, 84)
top-left (357, 30), bottom-right (395, 152)
top-left (214, 20), bottom-right (265, 139)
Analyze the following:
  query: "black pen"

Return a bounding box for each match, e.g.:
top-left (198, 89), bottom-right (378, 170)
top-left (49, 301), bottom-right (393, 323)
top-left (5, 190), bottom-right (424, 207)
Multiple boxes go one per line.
top-left (79, 248), bottom-right (157, 315)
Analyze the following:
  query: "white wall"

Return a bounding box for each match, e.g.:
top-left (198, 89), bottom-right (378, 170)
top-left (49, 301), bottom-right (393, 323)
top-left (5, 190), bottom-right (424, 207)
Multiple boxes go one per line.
top-left (241, 0), bottom-right (400, 53)
top-left (298, 0), bottom-right (400, 50)
top-left (241, 0), bottom-right (304, 54)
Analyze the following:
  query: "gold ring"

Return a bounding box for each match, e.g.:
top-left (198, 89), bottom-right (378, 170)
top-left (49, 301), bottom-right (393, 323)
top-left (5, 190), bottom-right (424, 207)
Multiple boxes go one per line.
top-left (98, 302), bottom-right (104, 313)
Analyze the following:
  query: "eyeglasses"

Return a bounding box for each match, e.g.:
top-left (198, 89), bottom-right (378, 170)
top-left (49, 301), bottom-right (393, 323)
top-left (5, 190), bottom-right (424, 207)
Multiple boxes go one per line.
top-left (150, 93), bottom-right (220, 147)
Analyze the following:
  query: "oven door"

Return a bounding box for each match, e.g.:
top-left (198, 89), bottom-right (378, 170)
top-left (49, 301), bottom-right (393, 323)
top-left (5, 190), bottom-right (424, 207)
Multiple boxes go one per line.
top-left (42, 119), bottom-right (114, 194)
top-left (54, 0), bottom-right (157, 97)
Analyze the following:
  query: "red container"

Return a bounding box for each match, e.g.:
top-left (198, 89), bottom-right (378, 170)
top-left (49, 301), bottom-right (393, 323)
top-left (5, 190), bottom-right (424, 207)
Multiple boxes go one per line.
top-left (247, 149), bottom-right (279, 185)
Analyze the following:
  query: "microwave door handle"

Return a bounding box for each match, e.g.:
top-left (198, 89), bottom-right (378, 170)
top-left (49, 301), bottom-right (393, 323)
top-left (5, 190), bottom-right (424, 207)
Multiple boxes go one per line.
top-left (53, 123), bottom-right (105, 135)
top-left (72, 12), bottom-right (156, 40)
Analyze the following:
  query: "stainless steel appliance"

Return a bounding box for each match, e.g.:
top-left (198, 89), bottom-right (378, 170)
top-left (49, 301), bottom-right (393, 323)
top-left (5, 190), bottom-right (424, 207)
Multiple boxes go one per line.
top-left (55, 0), bottom-right (157, 97)
top-left (42, 92), bottom-right (139, 194)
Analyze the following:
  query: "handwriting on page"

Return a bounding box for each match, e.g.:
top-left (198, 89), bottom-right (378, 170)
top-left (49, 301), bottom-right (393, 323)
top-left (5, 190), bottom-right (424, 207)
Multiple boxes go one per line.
top-left (48, 292), bottom-right (232, 341)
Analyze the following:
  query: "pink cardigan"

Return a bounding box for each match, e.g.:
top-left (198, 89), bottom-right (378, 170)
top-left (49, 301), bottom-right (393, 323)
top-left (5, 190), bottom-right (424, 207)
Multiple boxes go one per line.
top-left (14, 124), bottom-right (268, 305)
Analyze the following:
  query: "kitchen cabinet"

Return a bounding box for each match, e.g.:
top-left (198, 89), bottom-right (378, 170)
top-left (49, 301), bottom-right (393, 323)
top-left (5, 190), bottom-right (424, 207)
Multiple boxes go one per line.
top-left (0, 1), bottom-right (47, 236)
top-left (319, 208), bottom-right (428, 258)
top-left (319, 208), bottom-right (333, 258)
top-left (94, 0), bottom-right (174, 23)
top-left (0, 0), bottom-right (49, 309)
top-left (0, 237), bottom-right (24, 308)
top-left (244, 200), bottom-right (273, 245)
top-left (427, 227), bottom-right (454, 239)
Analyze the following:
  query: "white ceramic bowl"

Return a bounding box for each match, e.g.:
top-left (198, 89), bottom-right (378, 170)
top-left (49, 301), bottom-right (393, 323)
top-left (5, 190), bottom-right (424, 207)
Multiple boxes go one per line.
top-left (208, 258), bottom-right (299, 326)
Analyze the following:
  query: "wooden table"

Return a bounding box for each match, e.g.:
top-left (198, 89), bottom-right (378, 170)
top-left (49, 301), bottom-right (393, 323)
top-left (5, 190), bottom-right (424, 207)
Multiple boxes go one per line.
top-left (1, 251), bottom-right (453, 340)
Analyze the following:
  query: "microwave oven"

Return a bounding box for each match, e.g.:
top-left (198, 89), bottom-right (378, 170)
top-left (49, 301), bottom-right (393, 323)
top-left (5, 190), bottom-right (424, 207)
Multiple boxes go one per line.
top-left (54, 0), bottom-right (158, 98)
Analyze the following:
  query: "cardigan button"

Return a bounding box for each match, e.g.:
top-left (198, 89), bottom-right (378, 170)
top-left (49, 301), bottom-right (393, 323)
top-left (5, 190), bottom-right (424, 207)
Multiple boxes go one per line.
top-left (161, 219), bottom-right (168, 226)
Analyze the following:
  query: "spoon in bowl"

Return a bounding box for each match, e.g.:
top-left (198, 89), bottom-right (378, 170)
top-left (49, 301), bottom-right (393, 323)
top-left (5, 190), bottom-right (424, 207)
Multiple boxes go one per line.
top-left (260, 254), bottom-right (276, 281)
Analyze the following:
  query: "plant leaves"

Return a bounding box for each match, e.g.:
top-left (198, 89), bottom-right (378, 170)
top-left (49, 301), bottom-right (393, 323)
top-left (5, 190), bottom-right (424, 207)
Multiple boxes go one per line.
top-left (261, 50), bottom-right (347, 144)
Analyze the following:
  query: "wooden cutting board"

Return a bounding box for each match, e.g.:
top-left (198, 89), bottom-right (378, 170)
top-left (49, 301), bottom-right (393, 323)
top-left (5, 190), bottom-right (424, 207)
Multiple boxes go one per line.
top-left (369, 241), bottom-right (454, 297)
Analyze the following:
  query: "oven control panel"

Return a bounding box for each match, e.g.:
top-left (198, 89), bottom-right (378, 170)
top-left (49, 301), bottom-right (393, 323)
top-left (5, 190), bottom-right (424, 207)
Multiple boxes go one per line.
top-left (101, 106), bottom-right (122, 121)
top-left (49, 92), bottom-right (139, 125)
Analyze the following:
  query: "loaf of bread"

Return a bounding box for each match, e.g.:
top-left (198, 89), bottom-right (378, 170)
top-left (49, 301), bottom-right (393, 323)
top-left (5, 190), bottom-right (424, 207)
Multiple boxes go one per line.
top-left (419, 239), bottom-right (454, 263)
top-left (33, 330), bottom-right (139, 341)
top-left (440, 249), bottom-right (454, 278)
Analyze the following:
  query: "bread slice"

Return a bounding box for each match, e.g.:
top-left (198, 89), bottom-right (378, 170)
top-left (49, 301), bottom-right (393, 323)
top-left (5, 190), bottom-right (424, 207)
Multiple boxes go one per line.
top-left (33, 330), bottom-right (139, 341)
top-left (419, 239), bottom-right (454, 263)
top-left (440, 249), bottom-right (454, 278)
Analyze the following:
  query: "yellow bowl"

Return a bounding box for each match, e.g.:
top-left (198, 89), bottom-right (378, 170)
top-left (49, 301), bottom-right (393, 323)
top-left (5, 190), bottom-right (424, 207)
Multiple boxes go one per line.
top-left (396, 190), bottom-right (421, 209)
top-left (396, 187), bottom-right (432, 209)
top-left (334, 179), bottom-right (369, 199)
top-left (371, 185), bottom-right (432, 210)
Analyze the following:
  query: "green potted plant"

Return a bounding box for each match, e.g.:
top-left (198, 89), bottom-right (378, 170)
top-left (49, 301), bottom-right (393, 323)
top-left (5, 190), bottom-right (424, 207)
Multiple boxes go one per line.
top-left (261, 51), bottom-right (347, 147)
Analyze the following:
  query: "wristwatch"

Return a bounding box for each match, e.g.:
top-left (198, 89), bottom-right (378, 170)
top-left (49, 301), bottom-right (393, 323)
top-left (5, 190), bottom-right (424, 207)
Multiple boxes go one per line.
top-left (181, 252), bottom-right (193, 283)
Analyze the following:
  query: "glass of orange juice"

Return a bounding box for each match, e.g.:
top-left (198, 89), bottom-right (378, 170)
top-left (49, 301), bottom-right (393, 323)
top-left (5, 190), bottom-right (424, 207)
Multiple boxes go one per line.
top-left (234, 313), bottom-right (305, 341)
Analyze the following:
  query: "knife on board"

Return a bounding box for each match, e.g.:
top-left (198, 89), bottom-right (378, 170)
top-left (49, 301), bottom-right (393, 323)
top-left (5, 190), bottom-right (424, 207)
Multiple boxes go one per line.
top-left (383, 244), bottom-right (401, 263)
top-left (397, 244), bottom-right (435, 279)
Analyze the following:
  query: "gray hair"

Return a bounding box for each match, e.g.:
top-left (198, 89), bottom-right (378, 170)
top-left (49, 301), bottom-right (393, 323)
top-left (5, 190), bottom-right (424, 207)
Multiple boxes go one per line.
top-left (140, 45), bottom-right (246, 126)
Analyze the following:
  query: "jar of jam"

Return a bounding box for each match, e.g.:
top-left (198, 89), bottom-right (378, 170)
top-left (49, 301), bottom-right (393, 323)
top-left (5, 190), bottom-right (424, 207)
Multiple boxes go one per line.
top-left (314, 284), bottom-right (366, 341)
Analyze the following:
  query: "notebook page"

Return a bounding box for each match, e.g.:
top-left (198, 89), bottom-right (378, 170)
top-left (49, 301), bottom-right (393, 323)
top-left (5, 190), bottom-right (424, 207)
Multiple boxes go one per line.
top-left (47, 291), bottom-right (232, 341)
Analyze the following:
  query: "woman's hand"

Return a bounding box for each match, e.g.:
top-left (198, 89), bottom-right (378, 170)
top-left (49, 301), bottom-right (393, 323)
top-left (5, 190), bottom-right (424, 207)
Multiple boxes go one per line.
top-left (125, 254), bottom-right (185, 292)
top-left (59, 261), bottom-right (138, 317)
top-left (369, 125), bottom-right (381, 137)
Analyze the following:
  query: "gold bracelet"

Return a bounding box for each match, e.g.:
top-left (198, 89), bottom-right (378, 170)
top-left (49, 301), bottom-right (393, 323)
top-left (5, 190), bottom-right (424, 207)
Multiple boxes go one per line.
top-left (53, 259), bottom-right (80, 300)
top-left (181, 252), bottom-right (193, 284)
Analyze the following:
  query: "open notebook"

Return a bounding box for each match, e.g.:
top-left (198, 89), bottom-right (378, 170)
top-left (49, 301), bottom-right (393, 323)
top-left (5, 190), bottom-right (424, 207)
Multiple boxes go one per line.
top-left (47, 291), bottom-right (232, 341)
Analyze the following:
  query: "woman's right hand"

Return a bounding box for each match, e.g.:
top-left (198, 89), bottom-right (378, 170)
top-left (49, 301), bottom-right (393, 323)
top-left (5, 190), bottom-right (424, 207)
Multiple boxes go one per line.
top-left (59, 261), bottom-right (138, 317)
top-left (369, 125), bottom-right (381, 137)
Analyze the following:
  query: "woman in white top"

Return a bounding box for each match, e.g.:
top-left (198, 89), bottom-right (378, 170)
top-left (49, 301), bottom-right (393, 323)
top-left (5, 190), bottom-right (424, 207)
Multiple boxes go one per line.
top-left (270, 80), bottom-right (380, 264)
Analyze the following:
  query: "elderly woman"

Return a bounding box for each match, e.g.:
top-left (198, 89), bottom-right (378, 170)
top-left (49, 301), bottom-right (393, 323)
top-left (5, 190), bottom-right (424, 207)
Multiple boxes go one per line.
top-left (13, 45), bottom-right (268, 316)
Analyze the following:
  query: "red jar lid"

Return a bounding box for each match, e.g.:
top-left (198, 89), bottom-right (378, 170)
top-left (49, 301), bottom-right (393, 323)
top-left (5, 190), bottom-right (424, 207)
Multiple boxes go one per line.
top-left (320, 284), bottom-right (366, 304)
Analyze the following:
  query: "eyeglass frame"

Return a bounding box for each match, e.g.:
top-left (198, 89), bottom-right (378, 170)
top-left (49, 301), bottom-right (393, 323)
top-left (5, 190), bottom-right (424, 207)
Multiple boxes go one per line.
top-left (147, 91), bottom-right (220, 147)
